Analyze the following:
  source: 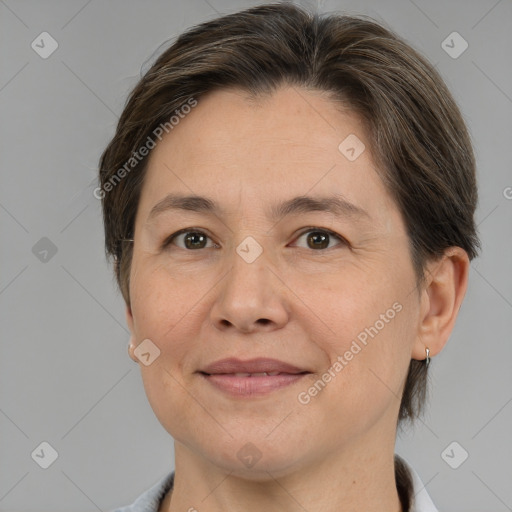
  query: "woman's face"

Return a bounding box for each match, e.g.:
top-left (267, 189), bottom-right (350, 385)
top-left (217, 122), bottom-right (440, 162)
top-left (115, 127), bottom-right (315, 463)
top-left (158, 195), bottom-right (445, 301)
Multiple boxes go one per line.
top-left (127, 86), bottom-right (428, 476)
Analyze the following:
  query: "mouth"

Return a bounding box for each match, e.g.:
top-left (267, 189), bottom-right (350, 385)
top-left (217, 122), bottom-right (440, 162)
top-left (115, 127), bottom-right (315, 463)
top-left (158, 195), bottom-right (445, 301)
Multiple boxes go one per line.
top-left (197, 358), bottom-right (311, 397)
top-left (198, 372), bottom-right (310, 397)
top-left (200, 371), bottom-right (306, 377)
top-left (199, 357), bottom-right (309, 375)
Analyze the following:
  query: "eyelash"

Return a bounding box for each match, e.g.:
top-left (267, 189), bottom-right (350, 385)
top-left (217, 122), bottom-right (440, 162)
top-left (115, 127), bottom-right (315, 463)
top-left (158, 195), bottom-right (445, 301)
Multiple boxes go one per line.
top-left (161, 227), bottom-right (348, 251)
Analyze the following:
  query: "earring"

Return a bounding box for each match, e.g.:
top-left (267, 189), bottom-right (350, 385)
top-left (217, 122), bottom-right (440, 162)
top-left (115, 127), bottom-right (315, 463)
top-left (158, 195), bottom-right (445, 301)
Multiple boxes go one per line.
top-left (425, 347), bottom-right (431, 367)
top-left (128, 343), bottom-right (138, 363)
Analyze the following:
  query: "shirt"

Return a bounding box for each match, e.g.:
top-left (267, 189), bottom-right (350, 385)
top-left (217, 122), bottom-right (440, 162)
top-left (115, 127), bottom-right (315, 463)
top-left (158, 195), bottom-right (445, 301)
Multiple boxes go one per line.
top-left (110, 455), bottom-right (438, 512)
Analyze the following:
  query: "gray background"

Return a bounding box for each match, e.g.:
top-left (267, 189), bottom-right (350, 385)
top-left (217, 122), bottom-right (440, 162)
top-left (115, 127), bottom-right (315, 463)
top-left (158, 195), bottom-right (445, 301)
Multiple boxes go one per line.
top-left (1, 0), bottom-right (511, 510)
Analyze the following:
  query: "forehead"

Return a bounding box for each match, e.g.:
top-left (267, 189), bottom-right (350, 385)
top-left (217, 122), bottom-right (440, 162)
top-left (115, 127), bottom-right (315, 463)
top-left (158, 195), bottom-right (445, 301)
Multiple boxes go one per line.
top-left (138, 86), bottom-right (398, 227)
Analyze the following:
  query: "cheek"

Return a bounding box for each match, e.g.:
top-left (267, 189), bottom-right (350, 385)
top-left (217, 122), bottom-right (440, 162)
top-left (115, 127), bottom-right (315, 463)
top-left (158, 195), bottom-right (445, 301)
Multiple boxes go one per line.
top-left (129, 259), bottom-right (203, 338)
top-left (128, 264), bottom-right (207, 436)
top-left (295, 267), bottom-right (396, 346)
top-left (300, 264), bottom-right (418, 402)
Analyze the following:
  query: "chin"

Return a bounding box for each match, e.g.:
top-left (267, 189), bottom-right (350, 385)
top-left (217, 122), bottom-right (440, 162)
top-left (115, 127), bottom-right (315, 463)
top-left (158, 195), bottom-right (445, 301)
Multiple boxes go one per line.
top-left (199, 437), bottom-right (309, 481)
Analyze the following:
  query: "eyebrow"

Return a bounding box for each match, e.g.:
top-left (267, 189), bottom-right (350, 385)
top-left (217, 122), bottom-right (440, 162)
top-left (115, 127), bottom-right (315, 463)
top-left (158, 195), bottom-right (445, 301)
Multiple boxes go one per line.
top-left (147, 193), bottom-right (371, 223)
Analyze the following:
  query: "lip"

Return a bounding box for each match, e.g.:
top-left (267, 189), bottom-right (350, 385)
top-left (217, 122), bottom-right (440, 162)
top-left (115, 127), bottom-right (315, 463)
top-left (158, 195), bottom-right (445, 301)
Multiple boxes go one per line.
top-left (201, 373), bottom-right (308, 397)
top-left (198, 358), bottom-right (310, 398)
top-left (200, 357), bottom-right (308, 375)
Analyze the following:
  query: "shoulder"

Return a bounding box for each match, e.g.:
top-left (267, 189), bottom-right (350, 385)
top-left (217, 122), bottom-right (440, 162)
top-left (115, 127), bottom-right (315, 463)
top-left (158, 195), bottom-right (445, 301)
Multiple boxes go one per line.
top-left (108, 472), bottom-right (175, 512)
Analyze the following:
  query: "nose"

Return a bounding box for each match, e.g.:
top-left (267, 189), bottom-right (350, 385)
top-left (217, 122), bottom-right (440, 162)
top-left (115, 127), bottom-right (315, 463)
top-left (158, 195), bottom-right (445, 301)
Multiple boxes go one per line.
top-left (209, 239), bottom-right (290, 333)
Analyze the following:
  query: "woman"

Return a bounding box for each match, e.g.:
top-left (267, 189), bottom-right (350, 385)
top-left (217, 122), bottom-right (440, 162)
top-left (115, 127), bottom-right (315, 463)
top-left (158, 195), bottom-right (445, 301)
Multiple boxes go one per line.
top-left (99, 4), bottom-right (479, 511)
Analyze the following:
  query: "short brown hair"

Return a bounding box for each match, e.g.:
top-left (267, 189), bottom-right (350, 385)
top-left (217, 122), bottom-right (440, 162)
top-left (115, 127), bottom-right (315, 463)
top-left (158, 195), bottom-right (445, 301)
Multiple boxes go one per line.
top-left (98, 3), bottom-right (479, 425)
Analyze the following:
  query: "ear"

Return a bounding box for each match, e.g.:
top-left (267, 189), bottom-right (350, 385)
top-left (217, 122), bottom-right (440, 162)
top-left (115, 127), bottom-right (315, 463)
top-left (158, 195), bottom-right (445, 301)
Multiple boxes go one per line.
top-left (126, 303), bottom-right (139, 363)
top-left (412, 247), bottom-right (470, 361)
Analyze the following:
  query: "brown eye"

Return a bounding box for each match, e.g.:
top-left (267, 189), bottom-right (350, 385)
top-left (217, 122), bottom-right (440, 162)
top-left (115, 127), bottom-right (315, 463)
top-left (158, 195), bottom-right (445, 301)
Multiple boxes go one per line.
top-left (163, 229), bottom-right (216, 250)
top-left (293, 229), bottom-right (346, 250)
top-left (183, 232), bottom-right (208, 249)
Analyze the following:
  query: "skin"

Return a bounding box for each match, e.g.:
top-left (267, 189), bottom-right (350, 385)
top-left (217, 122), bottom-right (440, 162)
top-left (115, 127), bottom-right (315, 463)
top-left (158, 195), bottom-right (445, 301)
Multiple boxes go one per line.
top-left (126, 86), bottom-right (469, 512)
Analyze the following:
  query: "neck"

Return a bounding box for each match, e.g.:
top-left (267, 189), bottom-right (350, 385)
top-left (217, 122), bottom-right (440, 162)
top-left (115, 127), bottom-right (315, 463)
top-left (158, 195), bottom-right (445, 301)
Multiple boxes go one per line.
top-left (161, 440), bottom-right (403, 512)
